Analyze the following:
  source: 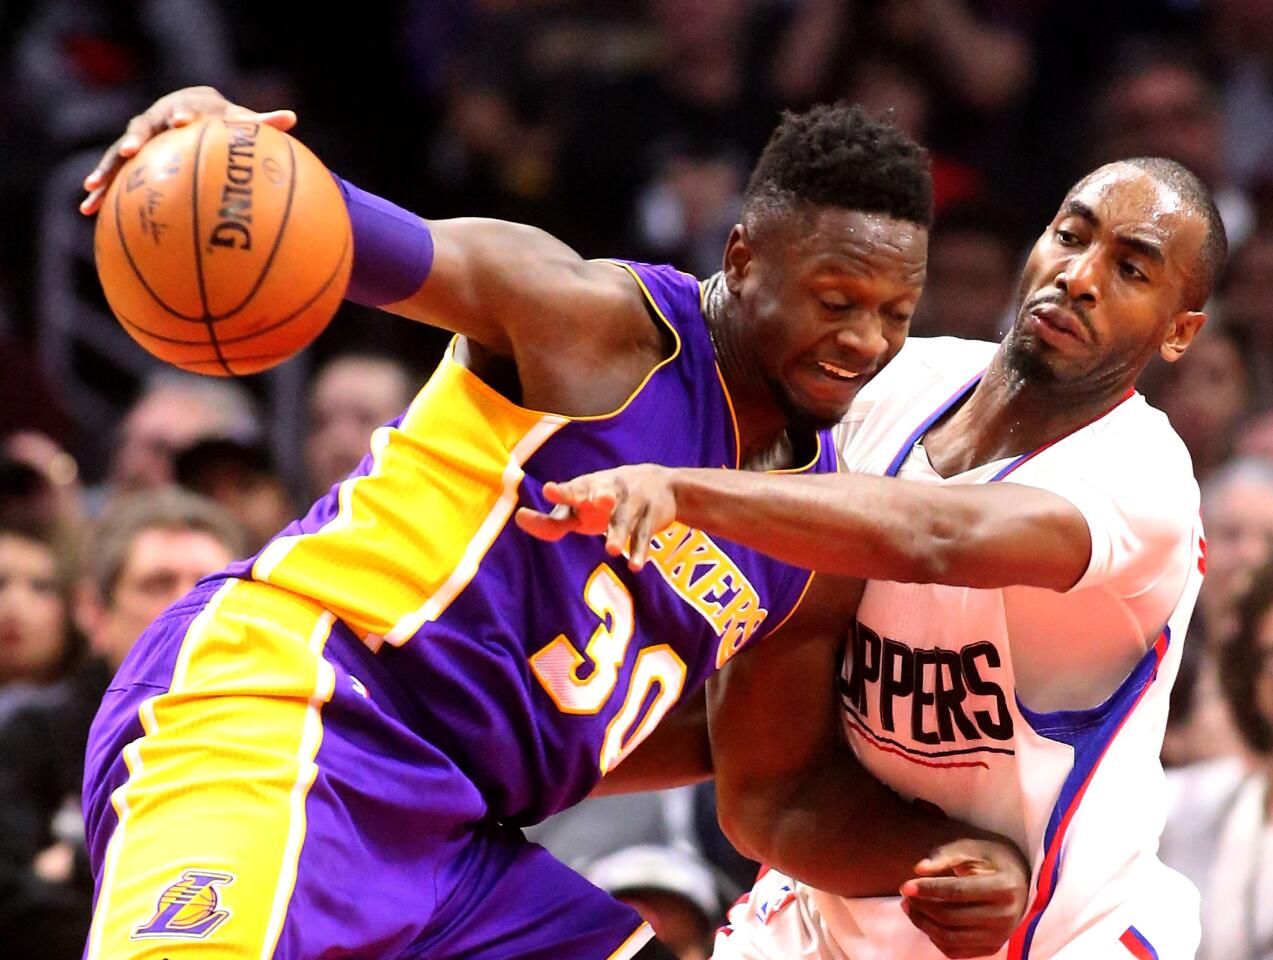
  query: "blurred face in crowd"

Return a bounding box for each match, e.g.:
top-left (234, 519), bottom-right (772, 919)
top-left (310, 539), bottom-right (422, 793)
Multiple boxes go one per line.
top-left (305, 357), bottom-right (414, 499)
top-left (88, 527), bottom-right (236, 669)
top-left (1256, 605), bottom-right (1273, 741)
top-left (112, 387), bottom-right (246, 491)
top-left (648, 0), bottom-right (751, 53)
top-left (1157, 333), bottom-right (1250, 475)
top-left (0, 533), bottom-right (68, 685)
top-left (1101, 64), bottom-right (1219, 188)
top-left (1203, 474), bottom-right (1273, 626)
top-left (1220, 233), bottom-right (1273, 348)
top-left (913, 227), bottom-right (1015, 341)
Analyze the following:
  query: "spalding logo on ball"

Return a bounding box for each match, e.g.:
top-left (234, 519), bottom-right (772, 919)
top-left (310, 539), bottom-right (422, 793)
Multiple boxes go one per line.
top-left (95, 118), bottom-right (352, 376)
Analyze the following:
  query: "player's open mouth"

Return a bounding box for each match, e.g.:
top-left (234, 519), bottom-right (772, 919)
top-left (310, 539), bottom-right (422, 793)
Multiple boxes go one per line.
top-left (817, 360), bottom-right (861, 381)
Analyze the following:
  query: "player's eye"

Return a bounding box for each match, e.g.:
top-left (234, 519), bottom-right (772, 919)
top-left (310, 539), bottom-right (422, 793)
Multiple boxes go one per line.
top-left (1055, 228), bottom-right (1080, 246)
top-left (1119, 261), bottom-right (1148, 282)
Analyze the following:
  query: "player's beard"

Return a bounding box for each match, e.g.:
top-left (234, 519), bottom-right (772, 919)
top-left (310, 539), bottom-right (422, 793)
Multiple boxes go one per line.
top-left (1001, 324), bottom-right (1064, 386)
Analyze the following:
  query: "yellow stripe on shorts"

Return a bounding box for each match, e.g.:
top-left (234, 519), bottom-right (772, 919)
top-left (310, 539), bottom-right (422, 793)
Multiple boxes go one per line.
top-left (85, 579), bottom-right (336, 960)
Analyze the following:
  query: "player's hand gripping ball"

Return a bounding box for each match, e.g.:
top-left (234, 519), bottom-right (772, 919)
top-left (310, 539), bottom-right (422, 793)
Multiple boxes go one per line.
top-left (94, 118), bottom-right (351, 376)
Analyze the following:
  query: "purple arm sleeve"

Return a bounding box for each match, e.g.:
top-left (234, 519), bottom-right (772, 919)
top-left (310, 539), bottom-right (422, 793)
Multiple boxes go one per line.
top-left (332, 174), bottom-right (435, 307)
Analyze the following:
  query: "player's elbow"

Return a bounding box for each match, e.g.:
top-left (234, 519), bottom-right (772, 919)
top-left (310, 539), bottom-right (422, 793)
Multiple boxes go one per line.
top-left (716, 778), bottom-right (789, 864)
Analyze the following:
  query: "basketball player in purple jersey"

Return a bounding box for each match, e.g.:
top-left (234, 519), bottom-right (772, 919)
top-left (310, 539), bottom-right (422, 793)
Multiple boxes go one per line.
top-left (78, 89), bottom-right (1027, 959)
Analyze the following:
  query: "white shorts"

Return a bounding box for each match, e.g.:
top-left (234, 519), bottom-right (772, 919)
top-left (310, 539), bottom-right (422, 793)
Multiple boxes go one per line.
top-left (712, 867), bottom-right (1198, 960)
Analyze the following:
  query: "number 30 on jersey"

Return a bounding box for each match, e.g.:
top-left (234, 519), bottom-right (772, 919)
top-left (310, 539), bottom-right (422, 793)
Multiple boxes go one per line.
top-left (529, 563), bottom-right (688, 773)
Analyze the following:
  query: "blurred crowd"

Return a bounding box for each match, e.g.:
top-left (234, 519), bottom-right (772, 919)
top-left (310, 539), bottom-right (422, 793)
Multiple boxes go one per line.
top-left (2, 1), bottom-right (1273, 958)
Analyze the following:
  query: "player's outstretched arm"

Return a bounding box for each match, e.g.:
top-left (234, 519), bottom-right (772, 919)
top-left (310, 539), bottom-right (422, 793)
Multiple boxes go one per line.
top-left (709, 575), bottom-right (1028, 957)
top-left (518, 464), bottom-right (1092, 591)
top-left (79, 87), bottom-right (651, 364)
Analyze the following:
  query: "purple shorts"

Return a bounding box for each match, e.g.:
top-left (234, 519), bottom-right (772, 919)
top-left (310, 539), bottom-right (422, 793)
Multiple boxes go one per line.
top-left (81, 578), bottom-right (651, 960)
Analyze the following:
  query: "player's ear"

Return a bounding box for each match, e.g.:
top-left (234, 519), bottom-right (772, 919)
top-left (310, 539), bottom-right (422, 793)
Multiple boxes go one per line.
top-left (722, 224), bottom-right (751, 295)
top-left (1160, 309), bottom-right (1205, 363)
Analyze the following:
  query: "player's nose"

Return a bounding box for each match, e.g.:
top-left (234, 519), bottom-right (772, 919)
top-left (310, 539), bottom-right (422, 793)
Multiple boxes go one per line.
top-left (834, 313), bottom-right (889, 367)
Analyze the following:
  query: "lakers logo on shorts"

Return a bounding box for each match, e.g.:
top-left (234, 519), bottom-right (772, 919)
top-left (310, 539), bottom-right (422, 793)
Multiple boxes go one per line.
top-left (131, 869), bottom-right (234, 940)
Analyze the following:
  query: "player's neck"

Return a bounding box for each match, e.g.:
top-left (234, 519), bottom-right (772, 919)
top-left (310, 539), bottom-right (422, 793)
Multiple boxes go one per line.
top-left (705, 279), bottom-right (795, 470)
top-left (924, 354), bottom-right (1135, 476)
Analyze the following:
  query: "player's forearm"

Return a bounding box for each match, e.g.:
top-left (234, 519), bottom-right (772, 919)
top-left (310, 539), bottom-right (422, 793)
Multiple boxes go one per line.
top-left (670, 468), bottom-right (1085, 591)
top-left (672, 469), bottom-right (962, 582)
top-left (590, 687), bottom-right (712, 796)
top-left (719, 750), bottom-right (1004, 899)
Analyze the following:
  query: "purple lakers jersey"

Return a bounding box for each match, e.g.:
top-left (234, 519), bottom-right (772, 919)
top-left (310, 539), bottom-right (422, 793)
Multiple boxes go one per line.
top-left (218, 262), bottom-right (834, 823)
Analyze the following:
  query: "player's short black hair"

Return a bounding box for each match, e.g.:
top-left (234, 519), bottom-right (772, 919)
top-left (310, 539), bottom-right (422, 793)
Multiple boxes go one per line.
top-left (1088, 157), bottom-right (1227, 311)
top-left (743, 103), bottom-right (933, 229)
top-left (1220, 560), bottom-right (1273, 755)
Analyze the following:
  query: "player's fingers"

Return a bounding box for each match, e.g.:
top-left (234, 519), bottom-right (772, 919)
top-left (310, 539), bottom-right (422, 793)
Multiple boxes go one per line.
top-left (902, 909), bottom-right (1006, 960)
top-left (514, 504), bottom-right (579, 541)
top-left (119, 111), bottom-right (164, 157)
top-left (542, 479), bottom-right (585, 508)
top-left (913, 853), bottom-right (994, 877)
top-left (901, 874), bottom-right (1016, 903)
top-left (628, 503), bottom-right (657, 571)
top-left (81, 137), bottom-right (129, 212)
top-left (79, 185), bottom-right (108, 216)
top-left (604, 482), bottom-right (635, 558)
top-left (258, 109), bottom-right (298, 131)
top-left (903, 897), bottom-right (1017, 927)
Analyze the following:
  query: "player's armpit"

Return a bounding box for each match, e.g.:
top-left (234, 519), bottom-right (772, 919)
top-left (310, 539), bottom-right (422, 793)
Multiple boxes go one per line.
top-left (589, 687), bottom-right (711, 797)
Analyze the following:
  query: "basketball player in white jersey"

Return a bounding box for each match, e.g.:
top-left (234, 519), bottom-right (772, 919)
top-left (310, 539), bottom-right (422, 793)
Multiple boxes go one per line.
top-left (521, 157), bottom-right (1225, 959)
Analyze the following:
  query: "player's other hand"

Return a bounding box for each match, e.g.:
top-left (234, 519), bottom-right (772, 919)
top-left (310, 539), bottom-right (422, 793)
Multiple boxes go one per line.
top-left (514, 464), bottom-right (679, 570)
top-left (79, 86), bottom-right (297, 216)
top-left (899, 838), bottom-right (1030, 959)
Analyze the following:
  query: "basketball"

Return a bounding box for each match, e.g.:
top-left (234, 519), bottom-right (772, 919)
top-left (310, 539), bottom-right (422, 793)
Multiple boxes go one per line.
top-left (94, 118), bottom-right (352, 376)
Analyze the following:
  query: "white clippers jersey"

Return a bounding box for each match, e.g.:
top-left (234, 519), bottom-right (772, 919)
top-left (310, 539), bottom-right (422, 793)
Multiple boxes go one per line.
top-left (719, 338), bottom-right (1205, 960)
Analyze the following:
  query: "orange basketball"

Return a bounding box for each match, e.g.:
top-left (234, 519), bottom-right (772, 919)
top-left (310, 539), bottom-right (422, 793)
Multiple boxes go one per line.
top-left (94, 118), bottom-right (352, 376)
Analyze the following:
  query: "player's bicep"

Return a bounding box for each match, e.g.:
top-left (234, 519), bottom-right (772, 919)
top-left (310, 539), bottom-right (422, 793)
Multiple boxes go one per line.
top-left (709, 575), bottom-right (863, 791)
top-left (940, 484), bottom-right (1093, 591)
top-left (384, 217), bottom-right (637, 356)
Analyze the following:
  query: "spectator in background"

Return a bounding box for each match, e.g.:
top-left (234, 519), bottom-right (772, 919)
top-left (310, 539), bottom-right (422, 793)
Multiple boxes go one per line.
top-left (304, 353), bottom-right (415, 501)
top-left (1091, 46), bottom-right (1254, 250)
top-left (0, 523), bottom-right (80, 698)
top-left (1160, 560), bottom-right (1273, 960)
top-left (634, 137), bottom-right (747, 278)
top-left (1200, 459), bottom-right (1273, 640)
top-left (175, 438), bottom-right (295, 552)
top-left (1155, 328), bottom-right (1255, 484)
top-left (1218, 232), bottom-right (1273, 410)
top-left (586, 845), bottom-right (723, 960)
top-left (910, 203), bottom-right (1016, 340)
top-left (1164, 459), bottom-right (1273, 769)
top-left (1211, 0), bottom-right (1273, 196)
top-left (0, 487), bottom-right (245, 960)
top-left (108, 370), bottom-right (260, 497)
top-left (1, 432), bottom-right (84, 550)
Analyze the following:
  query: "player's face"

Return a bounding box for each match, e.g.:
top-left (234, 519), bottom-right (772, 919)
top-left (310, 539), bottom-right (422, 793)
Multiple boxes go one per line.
top-left (726, 207), bottom-right (927, 430)
top-left (1006, 165), bottom-right (1208, 393)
